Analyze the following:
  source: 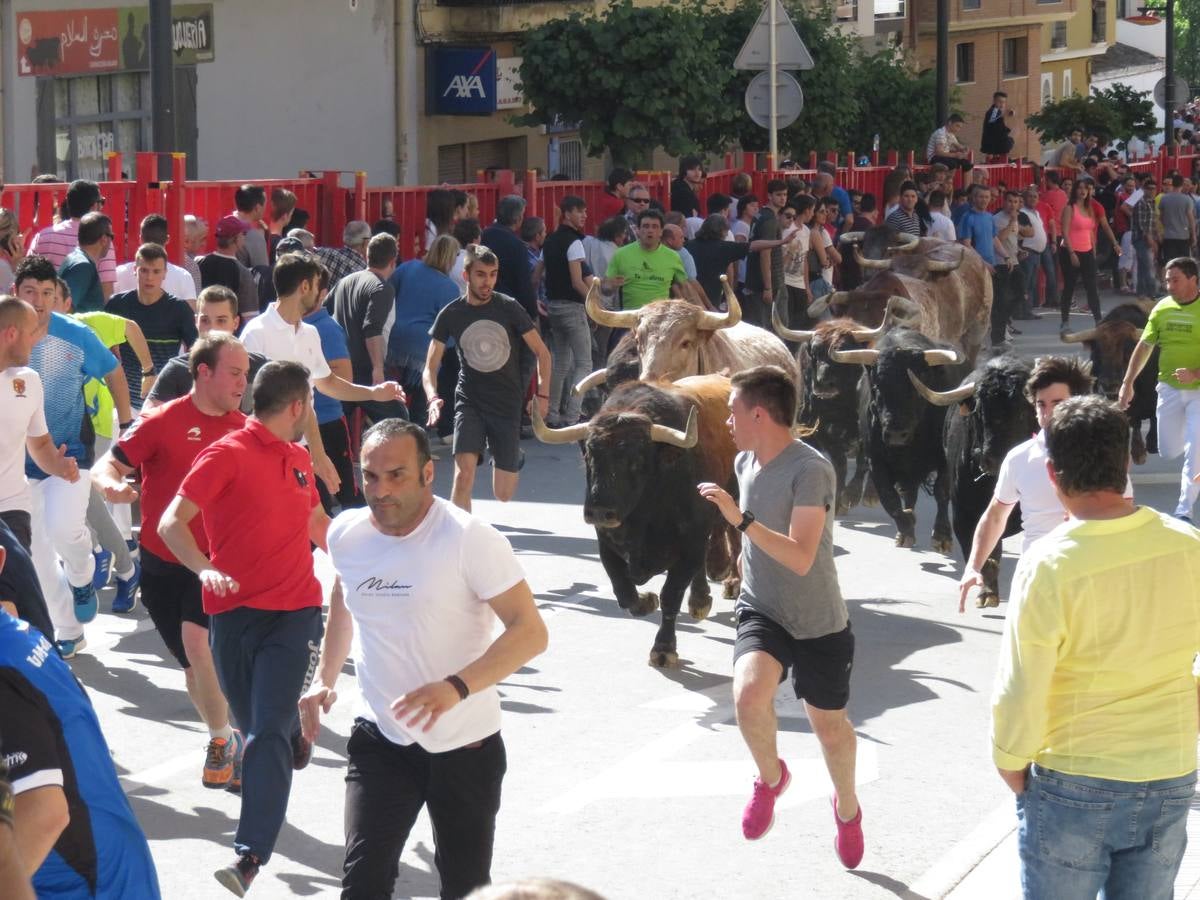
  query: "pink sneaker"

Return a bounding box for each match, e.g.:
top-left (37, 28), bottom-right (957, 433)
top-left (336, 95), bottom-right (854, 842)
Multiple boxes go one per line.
top-left (742, 759), bottom-right (791, 840)
top-left (832, 793), bottom-right (864, 868)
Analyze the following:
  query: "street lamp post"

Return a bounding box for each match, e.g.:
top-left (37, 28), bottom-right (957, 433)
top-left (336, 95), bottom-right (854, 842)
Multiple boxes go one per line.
top-left (149, 0), bottom-right (176, 175)
top-left (936, 0), bottom-right (949, 129)
top-left (1139, 0), bottom-right (1176, 149)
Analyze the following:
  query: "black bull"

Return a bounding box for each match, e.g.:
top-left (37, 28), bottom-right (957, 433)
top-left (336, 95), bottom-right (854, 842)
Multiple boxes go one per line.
top-left (533, 378), bottom-right (738, 668)
top-left (912, 354), bottom-right (1036, 606)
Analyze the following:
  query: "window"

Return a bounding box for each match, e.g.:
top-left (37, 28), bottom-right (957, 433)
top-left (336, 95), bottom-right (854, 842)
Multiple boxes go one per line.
top-left (1092, 0), bottom-right (1107, 42)
top-left (962, 0), bottom-right (981, 9)
top-left (1041, 73), bottom-right (1054, 104)
top-left (875, 0), bottom-right (904, 18)
top-left (955, 43), bottom-right (975, 84)
top-left (1003, 37), bottom-right (1028, 77)
top-left (1051, 22), bottom-right (1067, 48)
top-left (1063, 69), bottom-right (1073, 96)
top-left (37, 73), bottom-right (150, 181)
top-left (835, 0), bottom-right (858, 21)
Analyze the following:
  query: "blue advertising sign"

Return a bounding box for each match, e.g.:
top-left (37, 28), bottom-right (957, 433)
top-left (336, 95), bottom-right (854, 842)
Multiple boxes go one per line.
top-left (428, 47), bottom-right (497, 116)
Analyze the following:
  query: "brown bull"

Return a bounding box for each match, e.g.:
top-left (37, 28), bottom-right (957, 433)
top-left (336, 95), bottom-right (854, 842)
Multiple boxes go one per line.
top-left (582, 276), bottom-right (799, 389)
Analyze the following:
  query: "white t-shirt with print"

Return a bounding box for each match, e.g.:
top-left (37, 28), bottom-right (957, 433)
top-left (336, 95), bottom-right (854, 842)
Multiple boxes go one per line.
top-left (0, 368), bottom-right (48, 514)
top-left (327, 499), bottom-right (527, 752)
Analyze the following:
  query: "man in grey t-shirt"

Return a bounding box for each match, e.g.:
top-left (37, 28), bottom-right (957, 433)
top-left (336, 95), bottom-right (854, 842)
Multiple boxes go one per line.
top-left (1159, 175), bottom-right (1197, 263)
top-left (699, 365), bottom-right (862, 865)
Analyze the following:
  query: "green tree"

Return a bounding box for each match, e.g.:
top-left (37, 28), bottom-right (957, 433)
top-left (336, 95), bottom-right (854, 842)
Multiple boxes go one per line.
top-left (841, 52), bottom-right (942, 157)
top-left (1024, 84), bottom-right (1158, 145)
top-left (1178, 0), bottom-right (1200, 97)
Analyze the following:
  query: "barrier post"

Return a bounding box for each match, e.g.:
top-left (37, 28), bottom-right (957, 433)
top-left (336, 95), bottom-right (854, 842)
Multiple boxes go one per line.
top-left (320, 170), bottom-right (341, 248)
top-left (164, 153), bottom-right (187, 266)
top-left (354, 171), bottom-right (368, 225)
top-left (106, 152), bottom-right (122, 182)
top-left (524, 170), bottom-right (539, 219)
top-left (131, 152), bottom-right (157, 261)
top-left (495, 169), bottom-right (516, 199)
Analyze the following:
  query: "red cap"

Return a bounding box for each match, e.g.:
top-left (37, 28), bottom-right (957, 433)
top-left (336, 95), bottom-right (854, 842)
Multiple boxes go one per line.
top-left (215, 215), bottom-right (250, 239)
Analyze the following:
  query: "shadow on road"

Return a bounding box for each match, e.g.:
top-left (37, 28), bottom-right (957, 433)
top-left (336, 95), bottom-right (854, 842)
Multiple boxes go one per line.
top-left (848, 869), bottom-right (933, 900)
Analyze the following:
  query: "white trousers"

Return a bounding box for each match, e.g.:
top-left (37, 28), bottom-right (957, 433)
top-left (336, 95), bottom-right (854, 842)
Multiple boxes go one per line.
top-left (1155, 383), bottom-right (1200, 517)
top-left (30, 473), bottom-right (94, 641)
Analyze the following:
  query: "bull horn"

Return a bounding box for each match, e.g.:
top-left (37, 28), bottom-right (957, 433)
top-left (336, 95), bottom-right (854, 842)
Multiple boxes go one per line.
top-left (649, 407), bottom-right (698, 448)
top-left (829, 348), bottom-right (880, 366)
top-left (925, 246), bottom-right (965, 273)
top-left (848, 296), bottom-right (903, 341)
top-left (697, 276), bottom-right (741, 330)
top-left (923, 348), bottom-right (963, 366)
top-left (838, 231), bottom-right (865, 245)
top-left (771, 292), bottom-right (815, 342)
top-left (854, 246), bottom-right (893, 270)
top-left (907, 370), bottom-right (977, 406)
top-left (530, 403), bottom-right (589, 444)
top-left (572, 369), bottom-right (608, 396)
top-left (890, 231), bottom-right (921, 252)
top-left (584, 277), bottom-right (640, 329)
top-left (1059, 327), bottom-right (1098, 344)
top-left (807, 294), bottom-right (831, 317)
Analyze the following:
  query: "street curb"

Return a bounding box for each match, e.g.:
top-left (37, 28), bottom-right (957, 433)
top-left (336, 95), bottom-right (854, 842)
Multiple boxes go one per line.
top-left (903, 802), bottom-right (1016, 900)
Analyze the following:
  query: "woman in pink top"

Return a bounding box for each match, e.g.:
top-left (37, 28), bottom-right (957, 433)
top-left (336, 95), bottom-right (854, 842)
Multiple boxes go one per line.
top-left (1059, 179), bottom-right (1121, 330)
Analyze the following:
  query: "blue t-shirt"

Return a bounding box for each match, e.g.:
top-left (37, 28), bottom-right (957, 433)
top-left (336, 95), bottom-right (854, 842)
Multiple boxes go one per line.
top-left (387, 259), bottom-right (462, 374)
top-left (27, 312), bottom-right (118, 477)
top-left (959, 209), bottom-right (998, 265)
top-left (0, 613), bottom-right (161, 899)
top-left (58, 248), bottom-right (106, 314)
top-left (304, 308), bottom-right (350, 425)
top-left (831, 185), bottom-right (853, 224)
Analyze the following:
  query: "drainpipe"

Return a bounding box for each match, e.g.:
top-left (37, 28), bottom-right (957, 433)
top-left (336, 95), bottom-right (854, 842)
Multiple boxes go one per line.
top-left (396, 0), bottom-right (419, 184)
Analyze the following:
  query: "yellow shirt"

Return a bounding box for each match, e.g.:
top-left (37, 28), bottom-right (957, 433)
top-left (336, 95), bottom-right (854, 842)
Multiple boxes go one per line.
top-left (991, 506), bottom-right (1200, 782)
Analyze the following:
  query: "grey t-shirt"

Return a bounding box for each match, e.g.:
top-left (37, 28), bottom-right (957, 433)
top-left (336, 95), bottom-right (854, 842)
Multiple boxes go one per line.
top-left (735, 440), bottom-right (848, 640)
top-left (1159, 193), bottom-right (1194, 241)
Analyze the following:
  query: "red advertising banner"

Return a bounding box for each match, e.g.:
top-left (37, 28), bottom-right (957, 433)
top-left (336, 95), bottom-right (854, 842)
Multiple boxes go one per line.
top-left (17, 9), bottom-right (121, 77)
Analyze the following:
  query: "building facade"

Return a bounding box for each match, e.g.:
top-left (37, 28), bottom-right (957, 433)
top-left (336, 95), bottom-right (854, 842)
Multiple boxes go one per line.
top-left (1038, 0), bottom-right (1114, 110)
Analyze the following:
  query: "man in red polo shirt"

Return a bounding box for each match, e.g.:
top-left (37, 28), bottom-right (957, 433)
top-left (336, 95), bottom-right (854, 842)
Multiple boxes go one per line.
top-left (159, 360), bottom-right (328, 897)
top-left (93, 332), bottom-right (248, 791)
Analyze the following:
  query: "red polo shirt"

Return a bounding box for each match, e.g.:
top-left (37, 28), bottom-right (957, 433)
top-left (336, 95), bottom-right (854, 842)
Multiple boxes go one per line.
top-left (113, 396), bottom-right (245, 564)
top-left (596, 191), bottom-right (625, 223)
top-left (178, 418), bottom-right (322, 615)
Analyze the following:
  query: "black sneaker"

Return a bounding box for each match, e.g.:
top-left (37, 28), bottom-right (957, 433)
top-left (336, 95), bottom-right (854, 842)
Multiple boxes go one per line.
top-left (214, 853), bottom-right (260, 896)
top-left (291, 730), bottom-right (312, 770)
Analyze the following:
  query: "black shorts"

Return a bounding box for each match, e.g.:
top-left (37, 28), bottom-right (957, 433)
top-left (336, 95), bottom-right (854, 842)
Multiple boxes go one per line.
top-left (454, 402), bottom-right (522, 473)
top-left (733, 610), bottom-right (854, 711)
top-left (141, 548), bottom-right (207, 669)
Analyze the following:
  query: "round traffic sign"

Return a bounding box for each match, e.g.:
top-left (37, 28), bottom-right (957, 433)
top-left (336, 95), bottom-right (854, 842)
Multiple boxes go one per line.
top-left (744, 71), bottom-right (804, 130)
top-left (1154, 75), bottom-right (1190, 110)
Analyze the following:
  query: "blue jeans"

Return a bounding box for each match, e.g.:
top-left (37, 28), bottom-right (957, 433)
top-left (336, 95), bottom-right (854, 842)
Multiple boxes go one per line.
top-left (546, 299), bottom-right (593, 425)
top-left (1133, 236), bottom-right (1159, 298)
top-left (1017, 764), bottom-right (1195, 900)
top-left (1021, 246), bottom-right (1058, 309)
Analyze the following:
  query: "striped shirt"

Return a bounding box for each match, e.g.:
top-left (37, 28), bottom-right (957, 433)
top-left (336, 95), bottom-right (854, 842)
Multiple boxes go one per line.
top-left (885, 207), bottom-right (924, 237)
top-left (29, 219), bottom-right (117, 284)
top-left (104, 291), bottom-right (198, 408)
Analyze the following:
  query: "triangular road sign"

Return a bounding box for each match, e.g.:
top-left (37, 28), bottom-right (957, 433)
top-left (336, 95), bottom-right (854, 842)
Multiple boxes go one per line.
top-left (734, 0), bottom-right (814, 71)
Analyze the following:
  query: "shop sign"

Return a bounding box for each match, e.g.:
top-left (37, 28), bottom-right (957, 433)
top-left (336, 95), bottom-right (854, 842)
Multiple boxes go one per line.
top-left (497, 57), bottom-right (524, 110)
top-left (428, 47), bottom-right (497, 116)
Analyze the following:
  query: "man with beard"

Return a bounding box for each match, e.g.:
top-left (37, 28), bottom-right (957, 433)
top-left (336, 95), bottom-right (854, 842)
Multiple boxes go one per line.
top-left (159, 360), bottom-right (330, 896)
top-left (238, 253), bottom-right (405, 497)
top-left (298, 418), bottom-right (547, 899)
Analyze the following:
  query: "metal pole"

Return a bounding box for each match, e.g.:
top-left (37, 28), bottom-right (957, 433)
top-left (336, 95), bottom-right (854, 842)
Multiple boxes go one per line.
top-left (769, 0), bottom-right (778, 163)
top-left (936, 0), bottom-right (949, 129)
top-left (149, 0), bottom-right (175, 178)
top-left (1165, 0), bottom-right (1176, 149)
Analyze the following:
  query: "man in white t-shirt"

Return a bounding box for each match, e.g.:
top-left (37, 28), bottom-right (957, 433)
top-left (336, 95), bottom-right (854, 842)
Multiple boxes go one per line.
top-left (240, 253), bottom-right (405, 498)
top-left (0, 297), bottom-right (80, 552)
top-left (298, 418), bottom-right (547, 900)
top-left (113, 214), bottom-right (198, 307)
top-left (957, 356), bottom-right (1132, 611)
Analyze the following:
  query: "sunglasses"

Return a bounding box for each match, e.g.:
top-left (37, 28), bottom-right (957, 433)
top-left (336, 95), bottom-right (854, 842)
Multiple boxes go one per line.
top-left (630, 197), bottom-right (650, 204)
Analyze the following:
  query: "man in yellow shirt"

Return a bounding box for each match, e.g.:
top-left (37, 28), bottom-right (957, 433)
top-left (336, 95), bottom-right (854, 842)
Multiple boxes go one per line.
top-left (991, 394), bottom-right (1200, 900)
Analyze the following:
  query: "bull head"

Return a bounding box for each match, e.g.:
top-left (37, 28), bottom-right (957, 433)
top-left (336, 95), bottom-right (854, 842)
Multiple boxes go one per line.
top-left (906, 370), bottom-right (978, 406)
top-left (531, 404), bottom-right (699, 449)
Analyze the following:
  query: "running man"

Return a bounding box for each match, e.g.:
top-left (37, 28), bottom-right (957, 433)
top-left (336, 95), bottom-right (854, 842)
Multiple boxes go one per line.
top-left (698, 366), bottom-right (863, 867)
top-left (93, 332), bottom-right (250, 791)
top-left (299, 418), bottom-right (548, 899)
top-left (159, 360), bottom-right (328, 895)
top-left (423, 245), bottom-right (552, 511)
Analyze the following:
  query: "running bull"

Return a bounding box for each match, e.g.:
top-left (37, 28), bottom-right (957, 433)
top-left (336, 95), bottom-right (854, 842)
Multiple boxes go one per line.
top-left (533, 375), bottom-right (739, 668)
top-left (910, 354), bottom-right (1036, 606)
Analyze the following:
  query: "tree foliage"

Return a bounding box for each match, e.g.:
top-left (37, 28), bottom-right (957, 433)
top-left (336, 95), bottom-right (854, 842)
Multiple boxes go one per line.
top-left (515, 0), bottom-right (938, 165)
top-left (1178, 0), bottom-right (1200, 96)
top-left (1024, 83), bottom-right (1158, 145)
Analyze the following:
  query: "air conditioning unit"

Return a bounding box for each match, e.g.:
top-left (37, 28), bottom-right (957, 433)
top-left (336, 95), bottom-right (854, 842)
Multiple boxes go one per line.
top-left (835, 3), bottom-right (855, 17)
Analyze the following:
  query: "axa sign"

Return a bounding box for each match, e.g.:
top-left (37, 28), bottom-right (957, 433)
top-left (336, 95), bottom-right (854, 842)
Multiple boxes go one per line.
top-left (429, 47), bottom-right (497, 115)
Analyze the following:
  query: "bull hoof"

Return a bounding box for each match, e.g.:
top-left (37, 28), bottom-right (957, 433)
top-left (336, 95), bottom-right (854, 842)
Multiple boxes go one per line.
top-left (931, 534), bottom-right (953, 555)
top-left (688, 594), bottom-right (712, 621)
top-left (722, 577), bottom-right (740, 600)
top-left (861, 484), bottom-right (880, 507)
top-left (975, 592), bottom-right (1000, 609)
top-left (629, 592), bottom-right (659, 617)
top-left (835, 497), bottom-right (851, 517)
top-left (895, 533), bottom-right (916, 549)
top-left (648, 647), bottom-right (680, 669)
top-left (1132, 445), bottom-right (1147, 465)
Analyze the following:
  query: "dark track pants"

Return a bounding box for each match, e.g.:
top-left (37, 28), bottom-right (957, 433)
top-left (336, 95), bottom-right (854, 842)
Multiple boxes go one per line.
top-left (210, 605), bottom-right (323, 863)
top-left (342, 719), bottom-right (506, 900)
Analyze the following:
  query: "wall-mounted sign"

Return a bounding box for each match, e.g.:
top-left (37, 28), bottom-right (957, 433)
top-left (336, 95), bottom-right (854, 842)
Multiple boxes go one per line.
top-left (17, 4), bottom-right (214, 77)
top-left (427, 47), bottom-right (497, 116)
top-left (497, 57), bottom-right (524, 110)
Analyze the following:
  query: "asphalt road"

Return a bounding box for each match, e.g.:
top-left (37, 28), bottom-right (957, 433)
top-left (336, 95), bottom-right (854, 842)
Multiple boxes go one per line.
top-left (73, 287), bottom-right (1185, 900)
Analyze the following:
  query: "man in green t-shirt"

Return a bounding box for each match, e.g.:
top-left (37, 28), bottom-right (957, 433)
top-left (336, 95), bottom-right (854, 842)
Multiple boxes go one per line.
top-left (1120, 256), bottom-right (1200, 520)
top-left (603, 208), bottom-right (688, 310)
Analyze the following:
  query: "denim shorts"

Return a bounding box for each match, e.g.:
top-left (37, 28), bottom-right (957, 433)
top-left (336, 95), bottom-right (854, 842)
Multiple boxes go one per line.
top-left (1017, 764), bottom-right (1196, 900)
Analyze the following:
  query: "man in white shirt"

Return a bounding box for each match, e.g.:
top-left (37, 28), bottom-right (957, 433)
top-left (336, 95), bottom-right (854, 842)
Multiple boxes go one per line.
top-left (298, 418), bottom-right (547, 900)
top-left (113, 215), bottom-right (198, 306)
top-left (1017, 188), bottom-right (1050, 319)
top-left (927, 190), bottom-right (957, 242)
top-left (239, 252), bottom-right (405, 497)
top-left (957, 356), bottom-right (1132, 610)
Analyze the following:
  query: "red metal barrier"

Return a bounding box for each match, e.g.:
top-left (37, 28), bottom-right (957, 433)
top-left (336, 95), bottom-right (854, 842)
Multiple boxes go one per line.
top-left (364, 180), bottom-right (503, 262)
top-left (526, 172), bottom-right (610, 234)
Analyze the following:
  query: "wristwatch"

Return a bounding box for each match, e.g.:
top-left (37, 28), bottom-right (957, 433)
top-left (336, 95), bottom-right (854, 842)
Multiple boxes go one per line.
top-left (737, 511), bottom-right (756, 532)
top-left (141, 366), bottom-right (156, 376)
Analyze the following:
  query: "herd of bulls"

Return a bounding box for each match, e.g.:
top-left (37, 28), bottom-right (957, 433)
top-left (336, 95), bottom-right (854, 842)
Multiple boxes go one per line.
top-left (532, 226), bottom-right (1160, 666)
